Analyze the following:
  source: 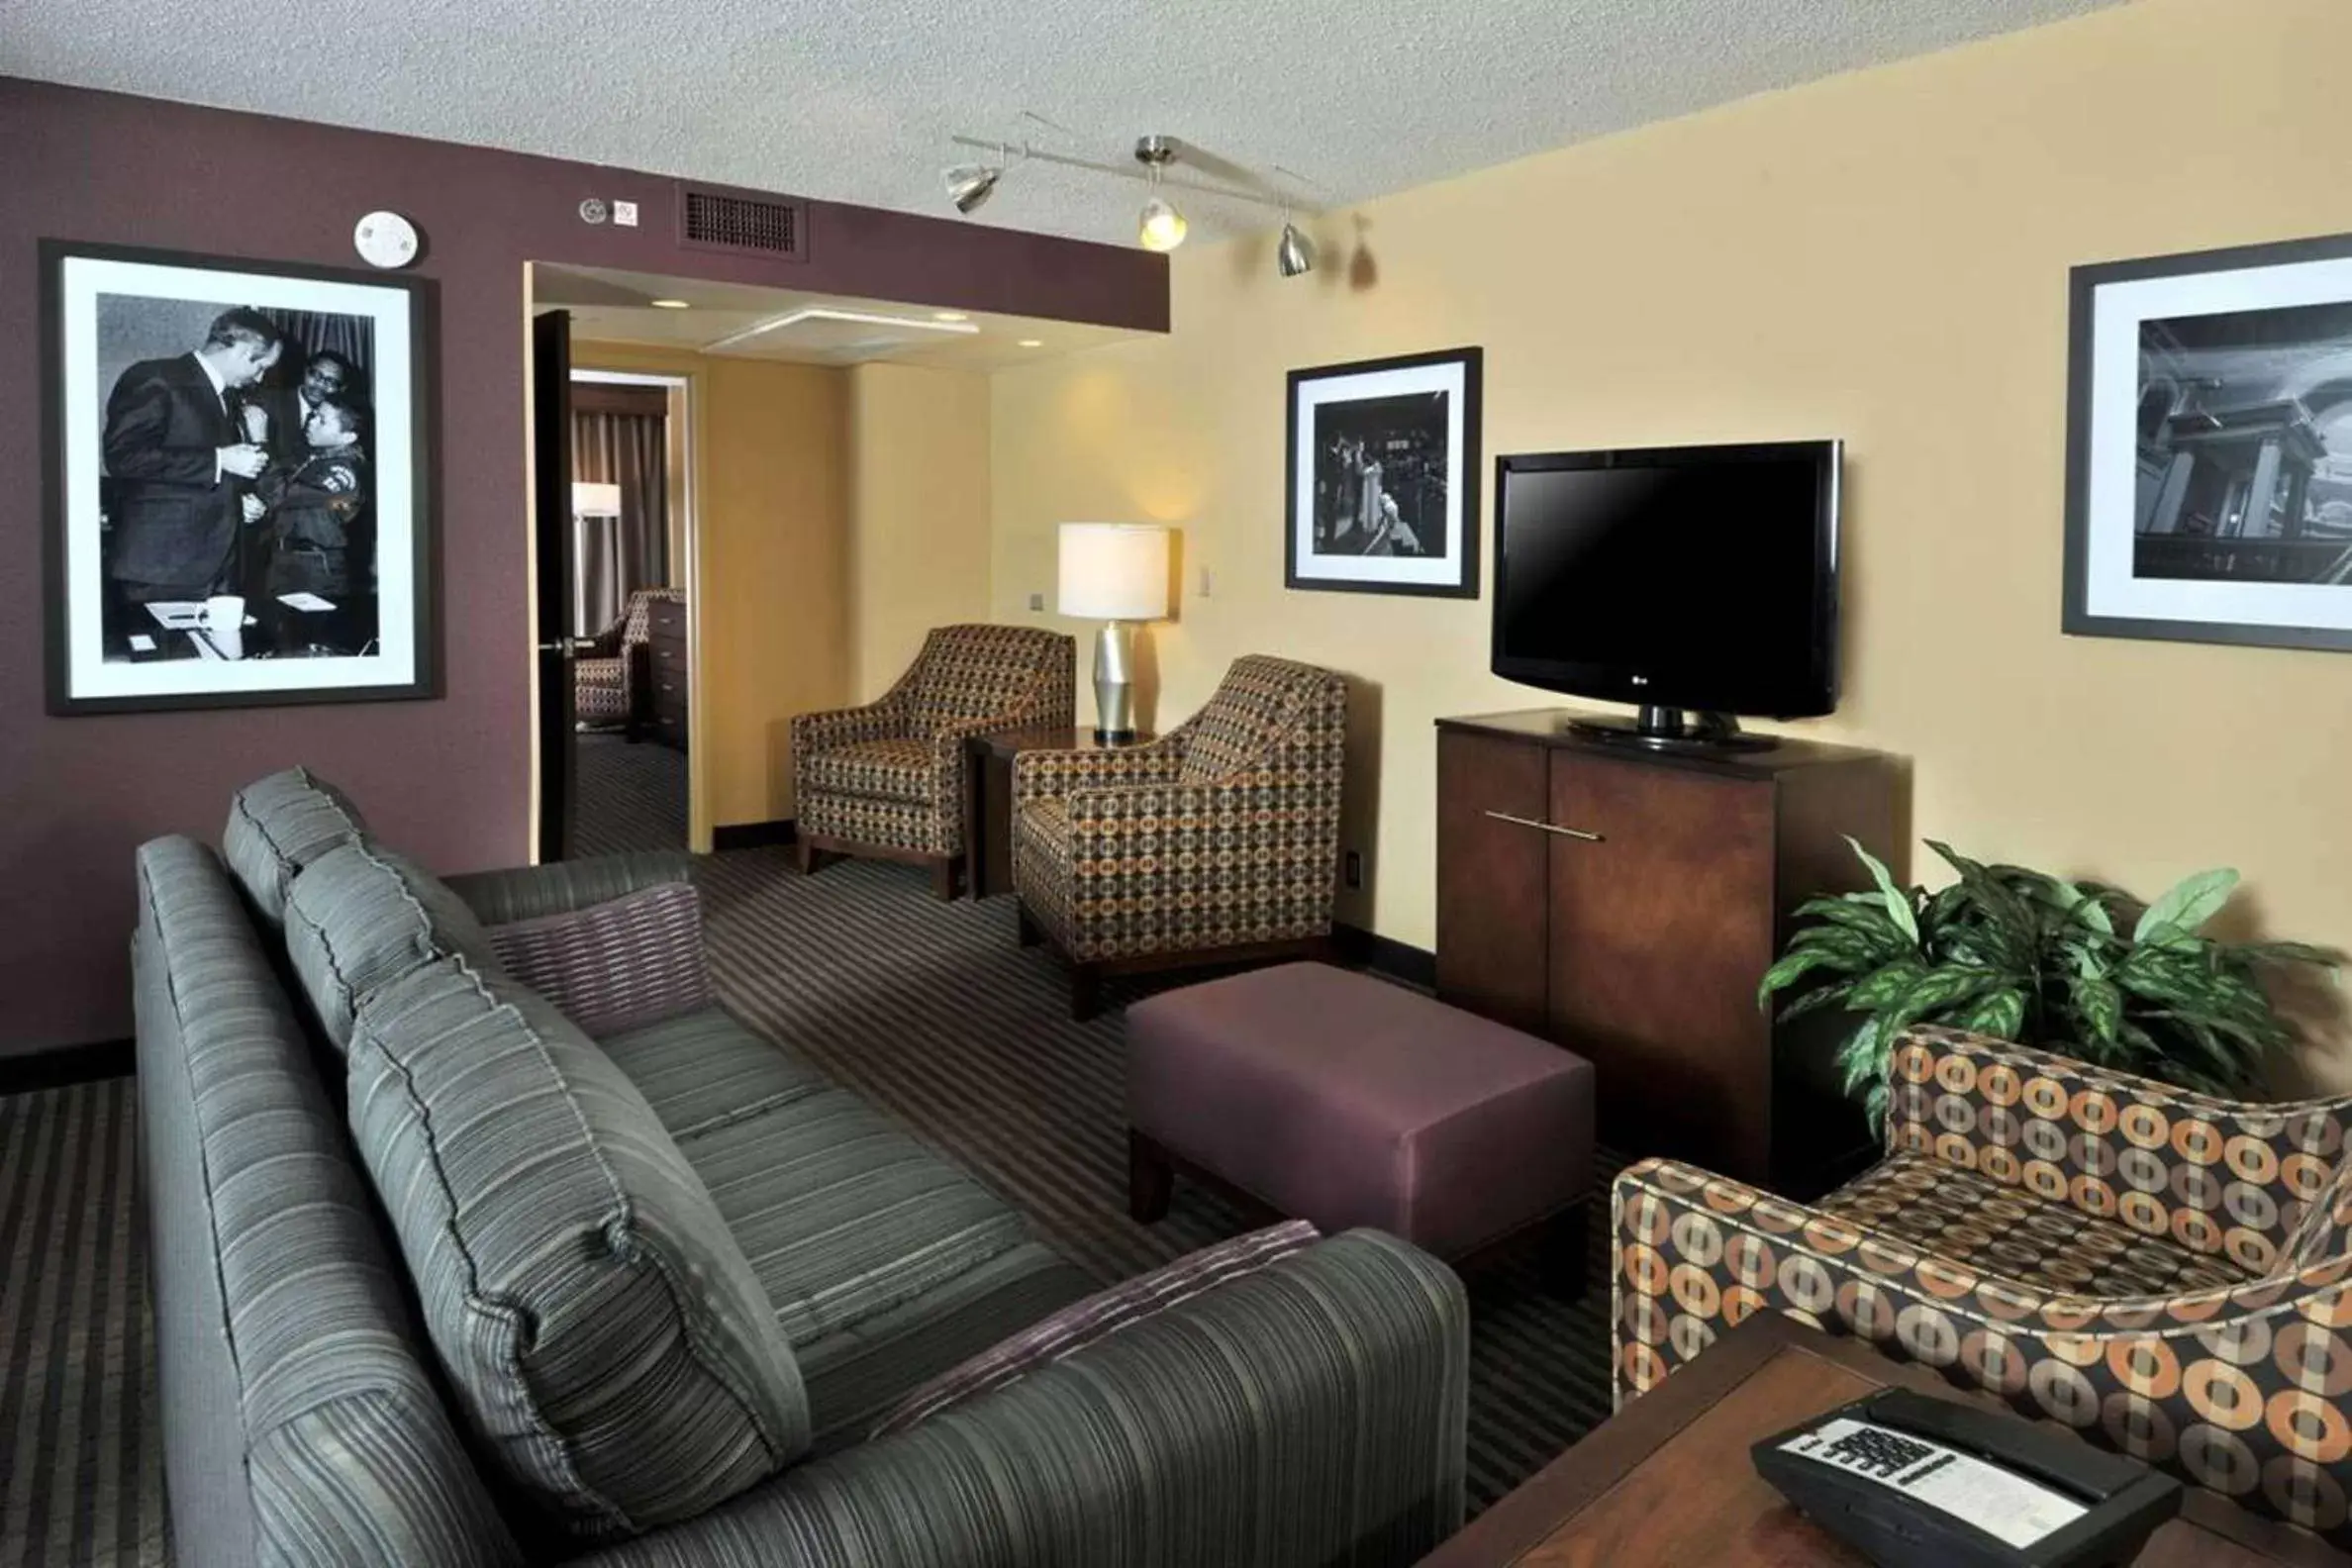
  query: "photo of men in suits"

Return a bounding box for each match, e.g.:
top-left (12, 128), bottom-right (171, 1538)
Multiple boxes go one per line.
top-left (95, 299), bottom-right (376, 661)
top-left (100, 307), bottom-right (282, 611)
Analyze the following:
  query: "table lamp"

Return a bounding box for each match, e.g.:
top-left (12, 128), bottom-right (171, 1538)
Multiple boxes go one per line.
top-left (1058, 522), bottom-right (1172, 742)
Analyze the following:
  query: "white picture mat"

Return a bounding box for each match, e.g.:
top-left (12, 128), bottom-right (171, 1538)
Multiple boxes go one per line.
top-left (2083, 254), bottom-right (2352, 632)
top-left (1292, 359), bottom-right (1468, 585)
top-left (57, 254), bottom-right (421, 699)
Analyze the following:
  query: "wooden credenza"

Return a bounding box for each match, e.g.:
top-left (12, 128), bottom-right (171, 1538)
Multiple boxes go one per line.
top-left (644, 597), bottom-right (689, 751)
top-left (1434, 710), bottom-right (1902, 1191)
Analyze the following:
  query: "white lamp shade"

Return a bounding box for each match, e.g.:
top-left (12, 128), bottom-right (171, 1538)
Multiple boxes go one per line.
top-left (572, 481), bottom-right (623, 517)
top-left (1058, 524), bottom-right (1172, 621)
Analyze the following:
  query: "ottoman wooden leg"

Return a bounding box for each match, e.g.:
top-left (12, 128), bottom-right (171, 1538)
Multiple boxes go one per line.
top-left (1127, 1128), bottom-right (1174, 1224)
top-left (1070, 964), bottom-right (1104, 1023)
top-left (1540, 1200), bottom-right (1592, 1302)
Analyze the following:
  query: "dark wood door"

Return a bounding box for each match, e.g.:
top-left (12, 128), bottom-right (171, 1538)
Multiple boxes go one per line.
top-left (1433, 729), bottom-right (1551, 1033)
top-left (1545, 751), bottom-right (1777, 1178)
top-left (531, 311), bottom-right (576, 863)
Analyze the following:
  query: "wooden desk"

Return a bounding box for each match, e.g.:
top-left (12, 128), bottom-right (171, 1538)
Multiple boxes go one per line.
top-left (961, 727), bottom-right (1154, 899)
top-left (1421, 1313), bottom-right (2345, 1567)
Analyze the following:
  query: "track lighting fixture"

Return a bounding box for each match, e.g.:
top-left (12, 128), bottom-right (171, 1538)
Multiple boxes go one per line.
top-left (943, 156), bottom-right (1004, 215)
top-left (941, 124), bottom-right (1322, 272)
top-left (1133, 137), bottom-right (1188, 252)
top-left (1276, 216), bottom-right (1315, 278)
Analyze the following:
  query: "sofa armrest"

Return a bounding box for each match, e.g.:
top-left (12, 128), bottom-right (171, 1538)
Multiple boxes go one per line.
top-left (1011, 739), bottom-right (1184, 805)
top-left (575, 1230), bottom-right (1469, 1568)
top-left (1886, 1026), bottom-right (2348, 1272)
top-left (443, 851), bottom-right (694, 926)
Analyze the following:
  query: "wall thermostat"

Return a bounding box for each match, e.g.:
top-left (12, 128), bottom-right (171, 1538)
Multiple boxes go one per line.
top-left (579, 197), bottom-right (611, 225)
top-left (352, 211), bottom-right (420, 269)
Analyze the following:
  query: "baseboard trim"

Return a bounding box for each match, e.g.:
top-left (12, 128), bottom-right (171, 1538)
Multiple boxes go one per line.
top-left (1334, 923), bottom-right (1436, 992)
top-left (0, 1037), bottom-right (134, 1096)
top-left (712, 818), bottom-right (797, 851)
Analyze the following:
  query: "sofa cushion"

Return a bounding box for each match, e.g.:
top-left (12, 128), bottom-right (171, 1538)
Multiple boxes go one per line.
top-left (797, 736), bottom-right (934, 804)
top-left (869, 1221), bottom-right (1321, 1439)
top-left (597, 1007), bottom-right (832, 1141)
top-left (486, 881), bottom-right (713, 1037)
top-left (282, 839), bottom-right (503, 1052)
top-left (674, 1088), bottom-right (1033, 1348)
top-left (345, 957), bottom-right (810, 1540)
top-left (223, 767), bottom-right (367, 926)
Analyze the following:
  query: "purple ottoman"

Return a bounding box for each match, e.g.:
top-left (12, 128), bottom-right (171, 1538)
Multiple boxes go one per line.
top-left (1125, 962), bottom-right (1595, 1280)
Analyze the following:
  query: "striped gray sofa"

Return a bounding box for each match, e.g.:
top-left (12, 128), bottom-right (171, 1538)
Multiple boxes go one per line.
top-left (137, 769), bottom-right (1471, 1568)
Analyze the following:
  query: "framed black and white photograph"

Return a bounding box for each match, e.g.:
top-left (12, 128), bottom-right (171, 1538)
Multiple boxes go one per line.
top-left (2065, 231), bottom-right (2352, 652)
top-left (42, 240), bottom-right (437, 714)
top-left (1286, 346), bottom-right (1482, 598)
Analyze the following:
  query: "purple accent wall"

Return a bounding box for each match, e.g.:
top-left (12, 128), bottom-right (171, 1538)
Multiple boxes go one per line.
top-left (0, 77), bottom-right (1167, 1054)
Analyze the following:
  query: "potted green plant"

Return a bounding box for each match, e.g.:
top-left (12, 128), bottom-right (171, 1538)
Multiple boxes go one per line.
top-left (1757, 839), bottom-right (2338, 1125)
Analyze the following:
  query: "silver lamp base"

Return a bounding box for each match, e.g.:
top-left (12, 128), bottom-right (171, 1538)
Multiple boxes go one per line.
top-left (1093, 621), bottom-right (1136, 742)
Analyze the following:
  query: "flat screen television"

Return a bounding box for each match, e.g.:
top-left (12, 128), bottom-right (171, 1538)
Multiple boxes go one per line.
top-left (1492, 440), bottom-right (1840, 749)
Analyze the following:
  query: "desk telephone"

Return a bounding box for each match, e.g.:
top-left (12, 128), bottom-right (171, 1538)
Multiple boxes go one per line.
top-left (1752, 1388), bottom-right (2181, 1567)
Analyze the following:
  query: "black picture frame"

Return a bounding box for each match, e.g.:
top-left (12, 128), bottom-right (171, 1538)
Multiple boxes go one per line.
top-left (1284, 345), bottom-right (1483, 599)
top-left (42, 239), bottom-right (442, 715)
top-left (2063, 229), bottom-right (2352, 654)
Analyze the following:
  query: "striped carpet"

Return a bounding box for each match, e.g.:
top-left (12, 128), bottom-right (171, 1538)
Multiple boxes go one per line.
top-left (0, 1078), bottom-right (167, 1568)
top-left (0, 846), bottom-right (1615, 1565)
top-left (575, 734), bottom-right (688, 857)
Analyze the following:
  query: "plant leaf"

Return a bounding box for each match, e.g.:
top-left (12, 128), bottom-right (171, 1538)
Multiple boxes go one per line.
top-left (1845, 961), bottom-right (1931, 1013)
top-left (1952, 987), bottom-right (2029, 1040)
top-left (1848, 835), bottom-right (1918, 946)
top-left (2132, 867), bottom-right (2239, 945)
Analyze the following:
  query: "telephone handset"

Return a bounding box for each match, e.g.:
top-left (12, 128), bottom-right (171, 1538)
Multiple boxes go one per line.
top-left (1752, 1388), bottom-right (2181, 1567)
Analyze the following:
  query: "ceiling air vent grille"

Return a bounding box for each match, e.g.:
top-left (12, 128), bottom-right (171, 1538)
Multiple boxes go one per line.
top-left (677, 184), bottom-right (810, 261)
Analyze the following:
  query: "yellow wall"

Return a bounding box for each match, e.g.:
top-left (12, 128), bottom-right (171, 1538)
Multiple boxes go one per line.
top-left (847, 364), bottom-right (994, 698)
top-left (990, 0), bottom-right (2352, 1077)
top-left (574, 342), bottom-right (851, 832)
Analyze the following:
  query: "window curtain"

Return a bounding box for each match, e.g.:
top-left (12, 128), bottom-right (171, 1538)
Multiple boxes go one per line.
top-left (570, 402), bottom-right (669, 637)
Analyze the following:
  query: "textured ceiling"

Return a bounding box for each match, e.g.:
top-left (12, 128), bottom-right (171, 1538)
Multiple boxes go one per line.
top-left (6, 0), bottom-right (2121, 248)
top-left (538, 264), bottom-right (1148, 369)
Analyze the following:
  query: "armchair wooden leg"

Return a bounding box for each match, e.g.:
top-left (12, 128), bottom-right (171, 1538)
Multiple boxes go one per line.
top-left (931, 855), bottom-right (961, 902)
top-left (1071, 964), bottom-right (1104, 1024)
top-left (1127, 1128), bottom-right (1174, 1224)
top-left (1016, 907), bottom-right (1042, 948)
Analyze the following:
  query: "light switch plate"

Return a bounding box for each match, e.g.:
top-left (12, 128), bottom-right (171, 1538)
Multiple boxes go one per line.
top-left (613, 200), bottom-right (639, 228)
top-left (1199, 567), bottom-right (1214, 598)
top-left (1029, 592), bottom-right (1045, 612)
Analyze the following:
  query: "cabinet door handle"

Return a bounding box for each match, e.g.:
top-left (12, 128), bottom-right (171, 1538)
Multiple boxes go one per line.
top-left (1484, 810), bottom-right (1605, 843)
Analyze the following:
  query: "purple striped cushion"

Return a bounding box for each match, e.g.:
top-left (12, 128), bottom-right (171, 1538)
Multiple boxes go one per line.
top-left (486, 880), bottom-right (713, 1037)
top-left (869, 1220), bottom-right (1322, 1439)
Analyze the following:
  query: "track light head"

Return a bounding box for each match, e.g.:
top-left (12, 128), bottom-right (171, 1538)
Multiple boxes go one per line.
top-left (1276, 220), bottom-right (1316, 278)
top-left (1133, 136), bottom-right (1187, 251)
top-left (943, 162), bottom-right (1002, 215)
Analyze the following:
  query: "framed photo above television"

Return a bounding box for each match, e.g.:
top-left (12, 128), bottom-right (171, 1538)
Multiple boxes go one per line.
top-left (1285, 346), bottom-right (1482, 598)
top-left (2065, 230), bottom-right (2352, 653)
top-left (42, 240), bottom-right (439, 715)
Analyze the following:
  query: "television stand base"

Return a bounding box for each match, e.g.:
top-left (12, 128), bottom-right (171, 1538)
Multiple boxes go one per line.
top-left (1563, 706), bottom-right (1777, 754)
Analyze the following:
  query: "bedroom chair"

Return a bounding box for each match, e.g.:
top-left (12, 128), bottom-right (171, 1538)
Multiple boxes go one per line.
top-left (574, 586), bottom-right (681, 735)
top-left (1615, 1023), bottom-right (2352, 1545)
top-left (791, 624), bottom-right (1074, 899)
top-left (1010, 654), bottom-right (1348, 1019)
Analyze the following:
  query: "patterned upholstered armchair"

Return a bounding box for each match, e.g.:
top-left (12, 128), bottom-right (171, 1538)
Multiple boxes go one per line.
top-left (1615, 1025), bottom-right (2352, 1545)
top-left (791, 624), bottom-right (1074, 899)
top-left (1011, 654), bottom-right (1348, 1020)
top-left (575, 587), bottom-right (681, 733)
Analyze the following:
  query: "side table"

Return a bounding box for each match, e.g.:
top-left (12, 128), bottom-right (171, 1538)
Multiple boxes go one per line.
top-left (962, 727), bottom-right (1155, 900)
top-left (1421, 1312), bottom-right (2341, 1567)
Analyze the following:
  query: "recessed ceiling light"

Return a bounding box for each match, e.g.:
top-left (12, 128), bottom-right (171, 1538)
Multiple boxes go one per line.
top-left (649, 298), bottom-right (692, 310)
top-left (1018, 339), bottom-right (1043, 348)
top-left (933, 311), bottom-right (970, 322)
